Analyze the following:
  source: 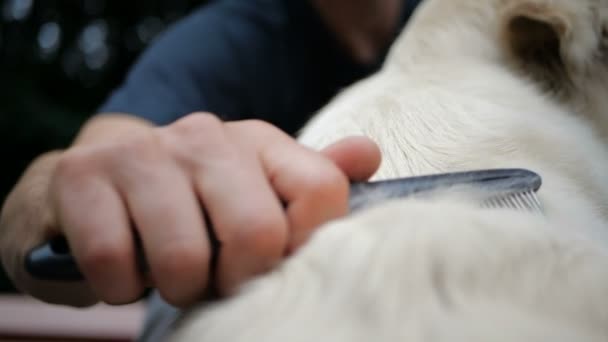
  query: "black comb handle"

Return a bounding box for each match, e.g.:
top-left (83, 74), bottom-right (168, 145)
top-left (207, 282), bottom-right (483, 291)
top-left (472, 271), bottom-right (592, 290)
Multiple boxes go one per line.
top-left (26, 236), bottom-right (83, 281)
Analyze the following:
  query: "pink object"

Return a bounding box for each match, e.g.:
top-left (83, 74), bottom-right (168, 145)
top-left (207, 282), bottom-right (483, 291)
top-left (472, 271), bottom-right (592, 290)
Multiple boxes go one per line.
top-left (0, 295), bottom-right (145, 340)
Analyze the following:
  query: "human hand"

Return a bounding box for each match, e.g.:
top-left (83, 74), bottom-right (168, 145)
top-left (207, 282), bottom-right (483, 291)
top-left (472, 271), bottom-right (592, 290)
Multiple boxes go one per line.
top-left (0, 113), bottom-right (380, 307)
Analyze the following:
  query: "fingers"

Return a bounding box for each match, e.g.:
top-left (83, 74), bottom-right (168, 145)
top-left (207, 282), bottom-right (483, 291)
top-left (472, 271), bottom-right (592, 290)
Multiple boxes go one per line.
top-left (321, 136), bottom-right (382, 181)
top-left (267, 146), bottom-right (350, 251)
top-left (197, 157), bottom-right (288, 295)
top-left (52, 151), bottom-right (144, 304)
top-left (227, 121), bottom-right (352, 252)
top-left (114, 157), bottom-right (210, 307)
top-left (169, 115), bottom-right (287, 296)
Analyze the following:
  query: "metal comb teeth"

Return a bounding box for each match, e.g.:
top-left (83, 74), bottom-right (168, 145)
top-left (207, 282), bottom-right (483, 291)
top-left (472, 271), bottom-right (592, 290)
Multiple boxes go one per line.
top-left (481, 190), bottom-right (543, 213)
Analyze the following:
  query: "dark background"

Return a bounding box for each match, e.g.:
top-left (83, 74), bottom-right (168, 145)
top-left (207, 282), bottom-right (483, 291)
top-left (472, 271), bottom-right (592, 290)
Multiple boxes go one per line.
top-left (0, 0), bottom-right (208, 292)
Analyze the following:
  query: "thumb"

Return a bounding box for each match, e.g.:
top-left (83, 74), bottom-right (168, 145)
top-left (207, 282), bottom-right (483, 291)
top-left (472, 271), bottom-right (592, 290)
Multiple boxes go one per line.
top-left (321, 136), bottom-right (382, 181)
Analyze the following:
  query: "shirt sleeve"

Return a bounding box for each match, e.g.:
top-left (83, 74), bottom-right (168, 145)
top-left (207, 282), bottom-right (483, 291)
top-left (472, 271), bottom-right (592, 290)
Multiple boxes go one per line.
top-left (97, 0), bottom-right (293, 126)
top-left (98, 0), bottom-right (421, 133)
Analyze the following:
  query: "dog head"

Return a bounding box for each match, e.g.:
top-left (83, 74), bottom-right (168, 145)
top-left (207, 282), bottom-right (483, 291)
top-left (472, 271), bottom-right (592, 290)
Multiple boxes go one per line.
top-left (500, 0), bottom-right (608, 132)
top-left (389, 0), bottom-right (608, 136)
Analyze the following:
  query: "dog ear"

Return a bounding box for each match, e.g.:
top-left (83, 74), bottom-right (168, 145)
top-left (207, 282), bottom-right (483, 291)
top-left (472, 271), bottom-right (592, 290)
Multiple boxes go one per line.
top-left (501, 2), bottom-right (574, 93)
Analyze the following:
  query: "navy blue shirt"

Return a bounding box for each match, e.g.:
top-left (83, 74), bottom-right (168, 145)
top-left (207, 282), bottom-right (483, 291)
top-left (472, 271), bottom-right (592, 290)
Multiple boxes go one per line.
top-left (99, 0), bottom-right (419, 134)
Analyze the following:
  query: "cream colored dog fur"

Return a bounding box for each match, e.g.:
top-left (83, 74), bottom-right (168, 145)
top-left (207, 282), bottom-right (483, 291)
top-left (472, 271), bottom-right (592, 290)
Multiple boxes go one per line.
top-left (171, 0), bottom-right (608, 340)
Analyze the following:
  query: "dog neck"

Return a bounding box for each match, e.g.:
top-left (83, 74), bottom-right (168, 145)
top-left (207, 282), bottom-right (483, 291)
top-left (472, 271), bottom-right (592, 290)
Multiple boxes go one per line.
top-left (385, 0), bottom-right (608, 142)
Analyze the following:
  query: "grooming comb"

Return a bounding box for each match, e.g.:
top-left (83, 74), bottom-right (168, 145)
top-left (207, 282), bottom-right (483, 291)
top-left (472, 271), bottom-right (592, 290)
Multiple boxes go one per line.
top-left (25, 168), bottom-right (542, 281)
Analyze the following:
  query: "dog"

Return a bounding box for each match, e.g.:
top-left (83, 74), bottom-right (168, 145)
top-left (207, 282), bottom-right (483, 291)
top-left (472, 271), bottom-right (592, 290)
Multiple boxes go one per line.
top-left (171, 0), bottom-right (608, 340)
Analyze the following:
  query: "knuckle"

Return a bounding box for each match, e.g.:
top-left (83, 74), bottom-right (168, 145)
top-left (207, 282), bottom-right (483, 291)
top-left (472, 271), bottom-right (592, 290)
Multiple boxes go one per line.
top-left (154, 243), bottom-right (208, 306)
top-left (54, 150), bottom-right (96, 182)
top-left (97, 133), bottom-right (169, 183)
top-left (155, 242), bottom-right (208, 276)
top-left (163, 113), bottom-right (228, 163)
top-left (57, 134), bottom-right (166, 184)
top-left (111, 133), bottom-right (163, 164)
top-left (304, 165), bottom-right (349, 202)
top-left (79, 241), bottom-right (144, 304)
top-left (79, 241), bottom-right (125, 275)
top-left (171, 112), bottom-right (223, 137)
top-left (231, 213), bottom-right (287, 255)
top-left (230, 119), bottom-right (287, 142)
